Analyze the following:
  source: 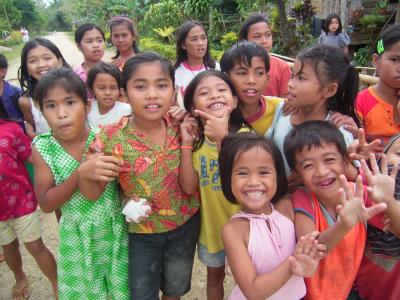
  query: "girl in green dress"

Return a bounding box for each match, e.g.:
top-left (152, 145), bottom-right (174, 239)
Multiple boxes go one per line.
top-left (31, 67), bottom-right (129, 300)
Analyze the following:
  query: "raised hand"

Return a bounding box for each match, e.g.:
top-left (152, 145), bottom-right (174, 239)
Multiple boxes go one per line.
top-left (169, 106), bottom-right (187, 125)
top-left (348, 128), bottom-right (382, 161)
top-left (194, 106), bottom-right (232, 144)
top-left (180, 115), bottom-right (198, 146)
top-left (78, 153), bottom-right (121, 182)
top-left (361, 153), bottom-right (397, 204)
top-left (336, 175), bottom-right (387, 229)
top-left (330, 112), bottom-right (358, 137)
top-left (282, 99), bottom-right (299, 116)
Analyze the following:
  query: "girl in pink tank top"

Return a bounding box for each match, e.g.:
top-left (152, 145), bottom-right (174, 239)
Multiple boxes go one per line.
top-left (218, 132), bottom-right (326, 299)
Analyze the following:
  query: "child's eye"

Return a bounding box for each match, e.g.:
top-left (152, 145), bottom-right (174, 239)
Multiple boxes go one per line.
top-left (45, 103), bottom-right (55, 109)
top-left (135, 85), bottom-right (146, 90)
top-left (199, 91), bottom-right (208, 96)
top-left (158, 83), bottom-right (168, 89)
top-left (236, 171), bottom-right (248, 176)
top-left (236, 71), bottom-right (246, 76)
top-left (260, 170), bottom-right (270, 175)
top-left (66, 100), bottom-right (75, 106)
top-left (325, 157), bottom-right (336, 163)
top-left (303, 164), bottom-right (313, 170)
top-left (256, 70), bottom-right (265, 76)
top-left (218, 88), bottom-right (227, 92)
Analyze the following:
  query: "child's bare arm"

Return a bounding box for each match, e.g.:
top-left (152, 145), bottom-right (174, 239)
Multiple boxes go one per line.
top-left (78, 154), bottom-right (119, 200)
top-left (361, 154), bottom-right (400, 237)
top-left (179, 115), bottom-right (199, 195)
top-left (32, 147), bottom-right (78, 212)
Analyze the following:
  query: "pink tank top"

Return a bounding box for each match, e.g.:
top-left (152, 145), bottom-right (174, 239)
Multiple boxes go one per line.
top-left (229, 208), bottom-right (306, 300)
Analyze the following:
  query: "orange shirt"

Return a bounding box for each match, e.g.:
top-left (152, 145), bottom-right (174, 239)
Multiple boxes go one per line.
top-left (263, 56), bottom-right (291, 97)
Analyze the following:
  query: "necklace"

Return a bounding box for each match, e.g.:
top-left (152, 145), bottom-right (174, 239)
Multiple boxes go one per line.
top-left (186, 62), bottom-right (204, 77)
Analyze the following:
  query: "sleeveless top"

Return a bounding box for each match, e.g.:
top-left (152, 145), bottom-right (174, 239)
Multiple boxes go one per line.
top-left (30, 97), bottom-right (49, 134)
top-left (229, 208), bottom-right (306, 300)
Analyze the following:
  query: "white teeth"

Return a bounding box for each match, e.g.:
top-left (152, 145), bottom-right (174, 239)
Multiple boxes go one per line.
top-left (245, 191), bottom-right (264, 197)
top-left (209, 102), bottom-right (225, 110)
top-left (146, 104), bottom-right (160, 109)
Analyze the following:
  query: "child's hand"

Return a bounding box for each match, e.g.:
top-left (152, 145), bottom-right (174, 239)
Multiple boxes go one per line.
top-left (282, 99), bottom-right (299, 116)
top-left (180, 115), bottom-right (198, 146)
top-left (194, 107), bottom-right (232, 143)
top-left (78, 153), bottom-right (121, 182)
top-left (361, 153), bottom-right (397, 204)
top-left (169, 106), bottom-right (187, 125)
top-left (336, 175), bottom-right (387, 229)
top-left (289, 231), bottom-right (321, 277)
top-left (347, 128), bottom-right (381, 161)
top-left (329, 112), bottom-right (358, 137)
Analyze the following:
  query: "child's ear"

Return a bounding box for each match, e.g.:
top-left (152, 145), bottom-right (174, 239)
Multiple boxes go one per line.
top-left (372, 53), bottom-right (380, 69)
top-left (323, 82), bottom-right (338, 98)
top-left (57, 58), bottom-right (63, 68)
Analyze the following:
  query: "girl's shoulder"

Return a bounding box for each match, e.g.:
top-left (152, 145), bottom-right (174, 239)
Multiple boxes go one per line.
top-left (223, 216), bottom-right (250, 241)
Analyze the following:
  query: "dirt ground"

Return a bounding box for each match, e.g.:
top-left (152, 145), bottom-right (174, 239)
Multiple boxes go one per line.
top-left (0, 32), bottom-right (234, 299)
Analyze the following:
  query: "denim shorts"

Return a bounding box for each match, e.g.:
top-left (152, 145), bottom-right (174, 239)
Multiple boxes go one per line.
top-left (128, 212), bottom-right (200, 299)
top-left (197, 242), bottom-right (226, 268)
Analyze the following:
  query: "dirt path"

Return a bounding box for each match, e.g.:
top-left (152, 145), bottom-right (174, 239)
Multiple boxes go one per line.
top-left (0, 32), bottom-right (234, 299)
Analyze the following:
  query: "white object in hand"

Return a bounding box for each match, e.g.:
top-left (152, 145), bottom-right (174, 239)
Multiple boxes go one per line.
top-left (122, 198), bottom-right (151, 223)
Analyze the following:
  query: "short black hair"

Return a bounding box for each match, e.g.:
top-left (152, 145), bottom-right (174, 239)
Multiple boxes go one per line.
top-left (87, 62), bottom-right (122, 90)
top-left (375, 24), bottom-right (400, 55)
top-left (75, 23), bottom-right (105, 44)
top-left (34, 68), bottom-right (88, 111)
top-left (239, 13), bottom-right (270, 40)
top-left (219, 132), bottom-right (287, 205)
top-left (0, 54), bottom-right (8, 69)
top-left (122, 52), bottom-right (174, 90)
top-left (322, 13), bottom-right (342, 35)
top-left (284, 121), bottom-right (347, 172)
top-left (220, 40), bottom-right (270, 74)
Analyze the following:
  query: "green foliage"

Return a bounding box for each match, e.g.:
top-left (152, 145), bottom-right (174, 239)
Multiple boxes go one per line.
top-left (0, 31), bottom-right (23, 47)
top-left (153, 26), bottom-right (176, 44)
top-left (0, 0), bottom-right (22, 32)
top-left (220, 32), bottom-right (238, 49)
top-left (354, 46), bottom-right (372, 67)
top-left (234, 0), bottom-right (270, 18)
top-left (358, 15), bottom-right (386, 27)
top-left (183, 0), bottom-right (214, 21)
top-left (140, 37), bottom-right (176, 61)
top-left (210, 49), bottom-right (224, 61)
top-left (141, 1), bottom-right (183, 39)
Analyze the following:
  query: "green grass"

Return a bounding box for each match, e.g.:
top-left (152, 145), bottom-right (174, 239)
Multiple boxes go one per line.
top-left (0, 42), bottom-right (25, 63)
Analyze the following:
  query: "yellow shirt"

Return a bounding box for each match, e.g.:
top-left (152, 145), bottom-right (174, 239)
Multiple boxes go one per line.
top-left (246, 96), bottom-right (283, 135)
top-left (193, 137), bottom-right (241, 253)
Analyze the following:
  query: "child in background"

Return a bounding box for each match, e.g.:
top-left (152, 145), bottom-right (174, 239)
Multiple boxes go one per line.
top-left (32, 68), bottom-right (129, 299)
top-left (79, 52), bottom-right (200, 300)
top-left (267, 44), bottom-right (357, 175)
top-left (180, 70), bottom-right (250, 299)
top-left (0, 54), bottom-right (23, 122)
top-left (0, 100), bottom-right (58, 300)
top-left (18, 38), bottom-right (69, 137)
top-left (356, 25), bottom-right (400, 149)
top-left (86, 62), bottom-right (131, 127)
top-left (221, 40), bottom-right (283, 136)
top-left (74, 23), bottom-right (106, 98)
top-left (318, 13), bottom-right (350, 54)
top-left (284, 121), bottom-right (400, 300)
top-left (239, 13), bottom-right (291, 97)
top-left (355, 133), bottom-right (400, 300)
top-left (174, 21), bottom-right (219, 98)
top-left (109, 16), bottom-right (139, 70)
top-left (219, 132), bottom-right (325, 300)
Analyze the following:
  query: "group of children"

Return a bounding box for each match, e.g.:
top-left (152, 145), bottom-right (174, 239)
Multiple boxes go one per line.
top-left (0, 11), bottom-right (400, 300)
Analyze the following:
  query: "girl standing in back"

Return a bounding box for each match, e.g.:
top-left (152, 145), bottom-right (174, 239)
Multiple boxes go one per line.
top-left (318, 13), bottom-right (350, 54)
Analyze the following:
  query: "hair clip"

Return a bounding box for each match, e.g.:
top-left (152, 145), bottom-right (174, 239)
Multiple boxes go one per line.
top-left (109, 16), bottom-right (133, 25)
top-left (377, 39), bottom-right (385, 55)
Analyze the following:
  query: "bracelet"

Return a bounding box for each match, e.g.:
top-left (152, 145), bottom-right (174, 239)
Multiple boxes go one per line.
top-left (180, 145), bottom-right (193, 149)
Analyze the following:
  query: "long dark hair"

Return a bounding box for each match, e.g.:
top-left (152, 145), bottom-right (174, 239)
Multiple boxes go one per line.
top-left (174, 20), bottom-right (216, 70)
top-left (322, 13), bottom-right (342, 35)
top-left (110, 16), bottom-right (139, 59)
top-left (296, 44), bottom-right (359, 125)
top-left (18, 38), bottom-right (69, 98)
top-left (183, 69), bottom-right (250, 150)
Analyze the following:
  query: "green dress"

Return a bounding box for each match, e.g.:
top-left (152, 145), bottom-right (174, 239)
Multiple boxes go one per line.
top-left (34, 129), bottom-right (129, 300)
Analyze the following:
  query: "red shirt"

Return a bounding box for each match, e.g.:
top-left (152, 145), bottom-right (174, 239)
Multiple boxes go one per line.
top-left (264, 56), bottom-right (291, 97)
top-left (0, 120), bottom-right (37, 221)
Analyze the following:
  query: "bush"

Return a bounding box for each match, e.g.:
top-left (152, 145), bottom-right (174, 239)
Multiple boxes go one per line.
top-left (358, 15), bottom-right (386, 26)
top-left (220, 32), bottom-right (238, 50)
top-left (0, 31), bottom-right (22, 47)
top-left (211, 49), bottom-right (224, 62)
top-left (140, 37), bottom-right (176, 61)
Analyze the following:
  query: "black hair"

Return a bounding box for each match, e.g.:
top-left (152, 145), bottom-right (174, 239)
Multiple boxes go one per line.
top-left (296, 44), bottom-right (359, 125)
top-left (219, 132), bottom-right (287, 204)
top-left (0, 54), bottom-right (8, 69)
top-left (110, 16), bottom-right (139, 59)
top-left (75, 23), bottom-right (105, 45)
top-left (18, 38), bottom-right (70, 98)
top-left (284, 120), bottom-right (347, 172)
top-left (34, 67), bottom-right (88, 112)
top-left (122, 52), bottom-right (175, 91)
top-left (87, 62), bottom-right (122, 90)
top-left (183, 69), bottom-right (251, 150)
top-left (239, 13), bottom-right (270, 40)
top-left (220, 40), bottom-right (270, 74)
top-left (374, 24), bottom-right (400, 55)
top-left (322, 13), bottom-right (342, 35)
top-left (174, 20), bottom-right (216, 70)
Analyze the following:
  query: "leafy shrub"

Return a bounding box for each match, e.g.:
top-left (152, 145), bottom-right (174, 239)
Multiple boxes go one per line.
top-left (0, 31), bottom-right (22, 47)
top-left (354, 46), bottom-right (371, 67)
top-left (220, 32), bottom-right (238, 50)
top-left (140, 37), bottom-right (176, 61)
top-left (359, 15), bottom-right (386, 26)
top-left (211, 49), bottom-right (224, 62)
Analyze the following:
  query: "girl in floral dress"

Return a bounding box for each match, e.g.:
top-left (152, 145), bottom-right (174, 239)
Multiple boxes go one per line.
top-left (31, 68), bottom-right (129, 300)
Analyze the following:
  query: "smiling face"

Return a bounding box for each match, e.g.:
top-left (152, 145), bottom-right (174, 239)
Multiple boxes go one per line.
top-left (231, 146), bottom-right (277, 214)
top-left (124, 61), bottom-right (174, 124)
top-left (26, 45), bottom-right (63, 80)
top-left (42, 85), bottom-right (88, 142)
top-left (182, 25), bottom-right (208, 63)
top-left (373, 41), bottom-right (400, 90)
top-left (111, 23), bottom-right (135, 54)
top-left (92, 73), bottom-right (120, 113)
top-left (294, 142), bottom-right (347, 203)
top-left (227, 56), bottom-right (268, 108)
top-left (77, 28), bottom-right (105, 63)
top-left (246, 21), bottom-right (273, 53)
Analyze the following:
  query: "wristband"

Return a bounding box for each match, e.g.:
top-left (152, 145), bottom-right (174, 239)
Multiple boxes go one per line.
top-left (180, 145), bottom-right (193, 149)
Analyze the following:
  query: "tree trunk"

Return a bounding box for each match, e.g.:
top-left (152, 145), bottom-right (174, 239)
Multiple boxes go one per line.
top-left (275, 0), bottom-right (296, 55)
